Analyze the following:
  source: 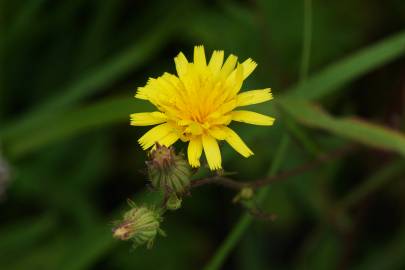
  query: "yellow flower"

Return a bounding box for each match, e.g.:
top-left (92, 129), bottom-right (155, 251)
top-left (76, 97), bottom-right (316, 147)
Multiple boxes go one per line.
top-left (131, 45), bottom-right (275, 170)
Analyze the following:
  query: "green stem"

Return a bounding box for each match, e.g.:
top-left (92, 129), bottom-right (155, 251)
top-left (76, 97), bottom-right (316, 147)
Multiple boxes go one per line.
top-left (203, 137), bottom-right (290, 270)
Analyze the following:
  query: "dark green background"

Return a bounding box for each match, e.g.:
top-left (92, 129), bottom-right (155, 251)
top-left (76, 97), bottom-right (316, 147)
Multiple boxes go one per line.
top-left (0, 0), bottom-right (405, 269)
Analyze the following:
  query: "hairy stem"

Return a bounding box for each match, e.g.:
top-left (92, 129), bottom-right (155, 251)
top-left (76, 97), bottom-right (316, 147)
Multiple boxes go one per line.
top-left (191, 144), bottom-right (354, 191)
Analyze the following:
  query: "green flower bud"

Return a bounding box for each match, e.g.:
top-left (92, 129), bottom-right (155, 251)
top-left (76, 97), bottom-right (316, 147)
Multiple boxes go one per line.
top-left (240, 187), bottom-right (254, 199)
top-left (147, 144), bottom-right (192, 194)
top-left (166, 193), bottom-right (182, 210)
top-left (113, 204), bottom-right (164, 249)
top-left (233, 187), bottom-right (254, 203)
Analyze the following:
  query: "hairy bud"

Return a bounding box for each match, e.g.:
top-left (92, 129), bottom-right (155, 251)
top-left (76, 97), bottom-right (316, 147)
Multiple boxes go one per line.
top-left (233, 187), bottom-right (254, 203)
top-left (147, 144), bottom-right (192, 194)
top-left (113, 204), bottom-right (165, 249)
top-left (166, 193), bottom-right (182, 210)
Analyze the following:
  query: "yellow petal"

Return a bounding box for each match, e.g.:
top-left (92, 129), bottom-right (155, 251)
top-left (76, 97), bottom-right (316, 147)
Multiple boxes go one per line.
top-left (135, 78), bottom-right (161, 104)
top-left (236, 88), bottom-right (273, 107)
top-left (130, 112), bottom-right (167, 126)
top-left (226, 63), bottom-right (244, 97)
top-left (193, 45), bottom-right (206, 68)
top-left (202, 134), bottom-right (222, 170)
top-left (241, 58), bottom-right (257, 79)
top-left (208, 114), bottom-right (232, 126)
top-left (232, 110), bottom-right (275, 126)
top-left (208, 50), bottom-right (224, 74)
top-left (135, 86), bottom-right (149, 100)
top-left (174, 52), bottom-right (188, 77)
top-left (138, 123), bottom-right (173, 150)
top-left (222, 127), bottom-right (253, 157)
top-left (154, 73), bottom-right (180, 97)
top-left (218, 99), bottom-right (237, 114)
top-left (208, 126), bottom-right (227, 140)
top-left (188, 137), bottom-right (203, 167)
top-left (219, 54), bottom-right (237, 79)
top-left (185, 122), bottom-right (203, 135)
top-left (158, 132), bottom-right (179, 147)
top-left (177, 119), bottom-right (193, 126)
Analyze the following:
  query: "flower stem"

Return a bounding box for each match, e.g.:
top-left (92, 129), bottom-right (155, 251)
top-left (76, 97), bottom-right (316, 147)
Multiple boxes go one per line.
top-left (191, 144), bottom-right (353, 191)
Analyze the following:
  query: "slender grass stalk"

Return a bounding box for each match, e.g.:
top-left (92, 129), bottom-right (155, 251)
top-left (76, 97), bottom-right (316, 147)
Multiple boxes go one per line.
top-left (299, 0), bottom-right (312, 81)
top-left (203, 2), bottom-right (313, 268)
top-left (203, 136), bottom-right (290, 270)
top-left (278, 107), bottom-right (320, 157)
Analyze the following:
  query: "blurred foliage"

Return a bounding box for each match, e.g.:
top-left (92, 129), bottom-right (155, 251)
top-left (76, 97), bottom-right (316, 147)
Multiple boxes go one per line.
top-left (0, 0), bottom-right (405, 269)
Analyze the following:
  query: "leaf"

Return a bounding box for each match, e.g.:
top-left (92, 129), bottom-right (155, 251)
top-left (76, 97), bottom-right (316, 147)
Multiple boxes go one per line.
top-left (278, 99), bottom-right (405, 156)
top-left (285, 30), bottom-right (405, 100)
top-left (5, 96), bottom-right (153, 159)
top-left (0, 21), bottom-right (173, 142)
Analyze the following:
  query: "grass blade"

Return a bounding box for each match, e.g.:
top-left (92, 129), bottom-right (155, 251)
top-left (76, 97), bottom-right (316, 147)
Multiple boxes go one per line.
top-left (5, 96), bottom-right (152, 159)
top-left (1, 22), bottom-right (173, 140)
top-left (286, 30), bottom-right (405, 100)
top-left (279, 99), bottom-right (405, 156)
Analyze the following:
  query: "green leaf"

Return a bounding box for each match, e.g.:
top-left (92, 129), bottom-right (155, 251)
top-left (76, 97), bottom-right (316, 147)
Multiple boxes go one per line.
top-left (5, 96), bottom-right (153, 159)
top-left (285, 30), bottom-right (405, 100)
top-left (1, 22), bottom-right (173, 142)
top-left (278, 99), bottom-right (405, 156)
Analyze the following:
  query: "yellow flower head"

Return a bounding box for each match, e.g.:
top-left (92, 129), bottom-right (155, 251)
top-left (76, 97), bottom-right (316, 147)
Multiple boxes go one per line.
top-left (131, 46), bottom-right (275, 170)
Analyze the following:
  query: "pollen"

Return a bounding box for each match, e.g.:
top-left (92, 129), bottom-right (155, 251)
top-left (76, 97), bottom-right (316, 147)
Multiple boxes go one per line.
top-left (130, 46), bottom-right (275, 170)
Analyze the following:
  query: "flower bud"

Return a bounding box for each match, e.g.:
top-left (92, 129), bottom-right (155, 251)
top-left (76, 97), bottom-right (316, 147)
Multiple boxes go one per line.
top-left (166, 193), bottom-right (182, 210)
top-left (240, 187), bottom-right (254, 199)
top-left (233, 187), bottom-right (254, 203)
top-left (113, 204), bottom-right (164, 249)
top-left (147, 144), bottom-right (192, 194)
